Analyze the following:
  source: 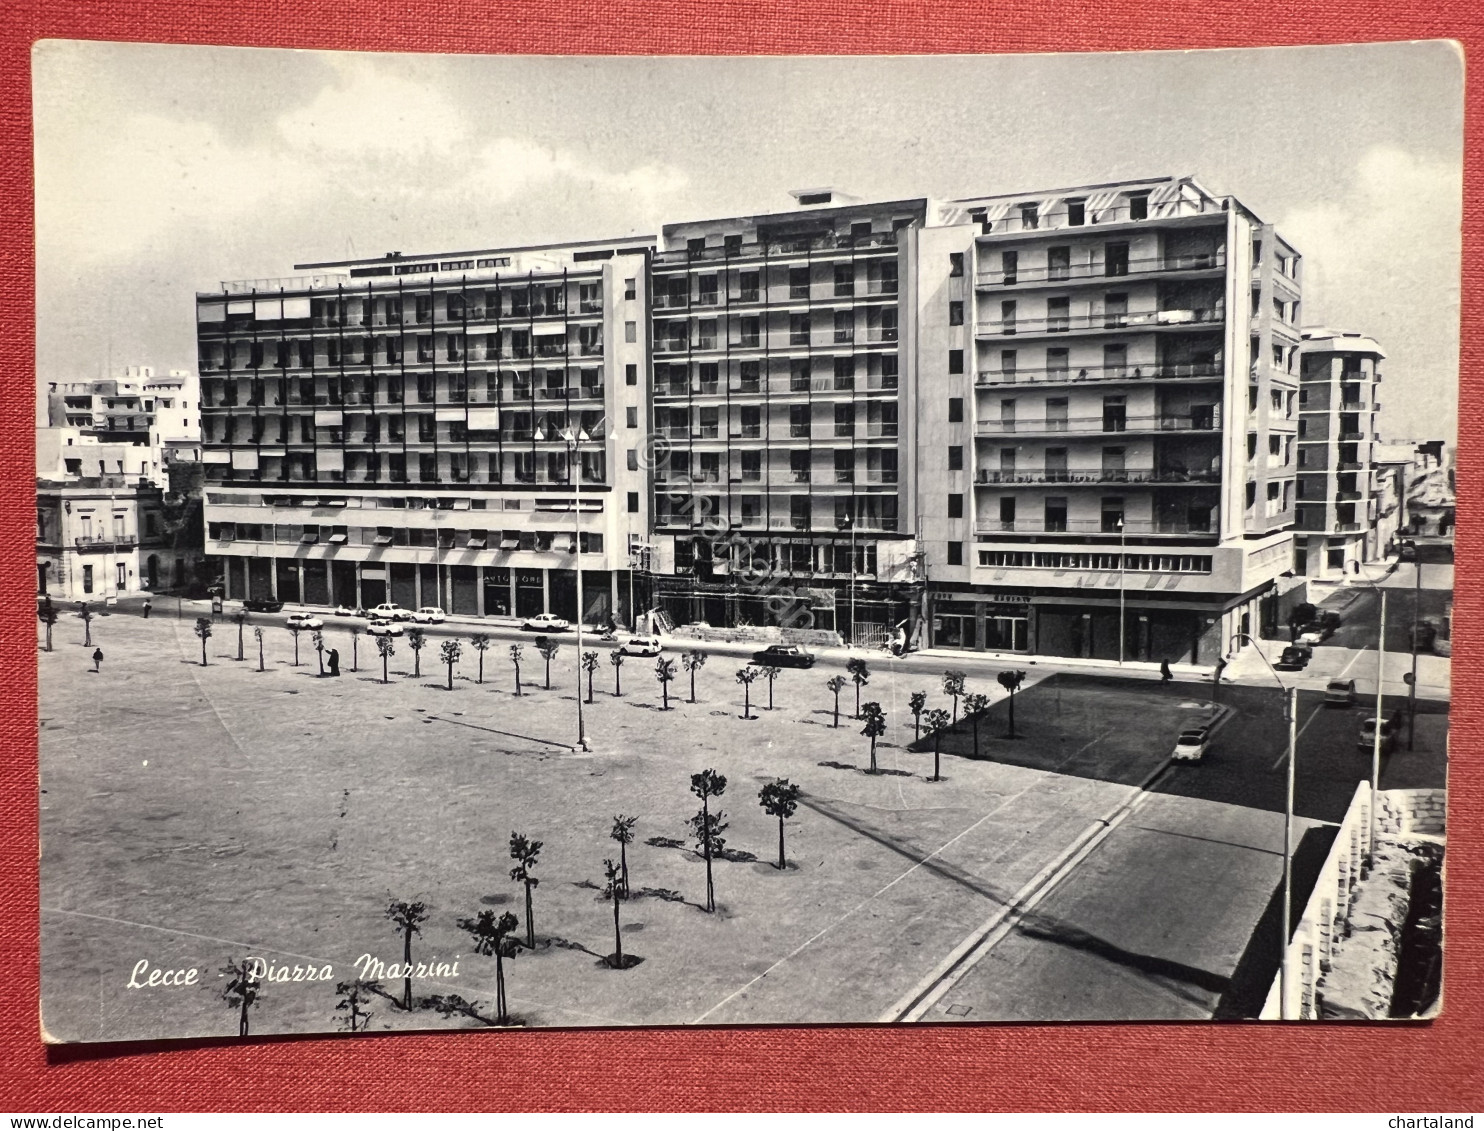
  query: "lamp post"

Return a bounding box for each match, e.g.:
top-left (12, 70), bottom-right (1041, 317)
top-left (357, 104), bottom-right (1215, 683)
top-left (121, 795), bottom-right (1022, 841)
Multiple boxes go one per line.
top-left (1351, 574), bottom-right (1389, 863)
top-left (1229, 630), bottom-right (1297, 1020)
top-left (1408, 560), bottom-right (1421, 751)
top-left (1117, 515), bottom-right (1126, 664)
top-left (536, 424), bottom-right (590, 752)
top-left (840, 510), bottom-right (856, 645)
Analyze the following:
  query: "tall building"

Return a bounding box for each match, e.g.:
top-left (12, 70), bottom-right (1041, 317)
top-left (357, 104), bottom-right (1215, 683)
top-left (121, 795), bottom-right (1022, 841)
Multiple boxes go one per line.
top-left (194, 238), bottom-right (653, 619)
top-left (1295, 330), bottom-right (1384, 578)
top-left (193, 174), bottom-right (1307, 664)
top-left (928, 177), bottom-right (1302, 663)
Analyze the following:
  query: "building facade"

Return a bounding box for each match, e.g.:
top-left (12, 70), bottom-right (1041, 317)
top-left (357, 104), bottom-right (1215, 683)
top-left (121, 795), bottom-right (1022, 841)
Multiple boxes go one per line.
top-left (194, 239), bottom-right (653, 621)
top-left (1295, 330), bottom-right (1384, 579)
top-left (36, 472), bottom-right (173, 601)
top-left (195, 175), bottom-right (1315, 664)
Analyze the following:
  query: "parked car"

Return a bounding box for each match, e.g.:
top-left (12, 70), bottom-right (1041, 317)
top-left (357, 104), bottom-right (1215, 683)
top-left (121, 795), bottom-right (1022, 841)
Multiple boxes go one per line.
top-left (1297, 621), bottom-right (1334, 646)
top-left (1171, 726), bottom-right (1211, 762)
top-left (332, 604), bottom-right (367, 617)
top-left (242, 597), bottom-right (284, 614)
top-left (412, 606), bottom-right (447, 624)
top-left (522, 612), bottom-right (571, 632)
top-left (285, 613), bottom-right (324, 630)
top-left (370, 602), bottom-right (414, 622)
top-left (1275, 645), bottom-right (1313, 672)
top-left (366, 618), bottom-right (405, 637)
top-left (1358, 710), bottom-right (1404, 755)
top-left (616, 634), bottom-right (664, 657)
top-left (750, 644), bottom-right (815, 669)
top-left (1324, 678), bottom-right (1358, 706)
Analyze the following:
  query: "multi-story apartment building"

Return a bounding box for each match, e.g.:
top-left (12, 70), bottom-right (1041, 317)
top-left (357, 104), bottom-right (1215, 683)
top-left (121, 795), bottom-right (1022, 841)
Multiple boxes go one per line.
top-left (194, 237), bottom-right (653, 621)
top-left (920, 176), bottom-right (1302, 663)
top-left (193, 175), bottom-right (1306, 665)
top-left (646, 191), bottom-right (924, 641)
top-left (1295, 330), bottom-right (1384, 578)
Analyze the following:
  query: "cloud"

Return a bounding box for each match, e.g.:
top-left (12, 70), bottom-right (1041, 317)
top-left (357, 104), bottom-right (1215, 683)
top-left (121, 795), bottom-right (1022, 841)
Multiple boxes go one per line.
top-left (275, 56), bottom-right (469, 158)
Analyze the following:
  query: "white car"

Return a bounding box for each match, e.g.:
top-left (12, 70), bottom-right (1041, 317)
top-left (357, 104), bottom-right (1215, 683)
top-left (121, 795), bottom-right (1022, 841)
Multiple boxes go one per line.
top-left (522, 612), bottom-right (570, 632)
top-left (616, 634), bottom-right (663, 657)
top-left (285, 613), bottom-right (324, 631)
top-left (332, 604), bottom-right (366, 617)
top-left (412, 606), bottom-right (447, 624)
top-left (371, 602), bottom-right (414, 622)
top-left (366, 618), bottom-right (405, 637)
top-left (1172, 726), bottom-right (1211, 763)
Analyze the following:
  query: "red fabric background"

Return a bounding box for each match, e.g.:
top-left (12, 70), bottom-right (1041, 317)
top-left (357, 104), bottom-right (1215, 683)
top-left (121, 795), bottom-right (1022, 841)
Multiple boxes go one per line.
top-left (1, 1), bottom-right (1480, 1112)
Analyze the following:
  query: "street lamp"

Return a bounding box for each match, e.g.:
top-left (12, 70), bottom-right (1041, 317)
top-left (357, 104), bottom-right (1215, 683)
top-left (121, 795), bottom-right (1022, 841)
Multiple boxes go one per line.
top-left (535, 423), bottom-right (591, 752)
top-left (1349, 573), bottom-right (1390, 862)
top-left (1229, 630), bottom-right (1298, 1020)
top-left (840, 510), bottom-right (856, 645)
top-left (1116, 515), bottom-right (1126, 664)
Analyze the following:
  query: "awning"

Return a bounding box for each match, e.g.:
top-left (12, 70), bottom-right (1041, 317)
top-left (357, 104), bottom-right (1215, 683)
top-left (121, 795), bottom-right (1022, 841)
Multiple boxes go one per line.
top-left (327, 533), bottom-right (347, 544)
top-left (197, 303), bottom-right (226, 322)
top-left (374, 533), bottom-right (394, 545)
top-left (435, 407), bottom-right (465, 422)
top-left (315, 450), bottom-right (344, 472)
top-left (282, 297), bottom-right (311, 319)
top-left (314, 410), bottom-right (343, 427)
top-left (465, 535), bottom-right (488, 549)
top-left (467, 407), bottom-right (500, 430)
top-left (316, 497), bottom-right (348, 507)
top-left (203, 449), bottom-right (232, 464)
top-left (500, 534), bottom-right (520, 550)
top-left (300, 531), bottom-right (318, 543)
top-left (230, 450), bottom-right (259, 470)
top-left (253, 299), bottom-right (281, 321)
top-left (227, 300), bottom-right (253, 314)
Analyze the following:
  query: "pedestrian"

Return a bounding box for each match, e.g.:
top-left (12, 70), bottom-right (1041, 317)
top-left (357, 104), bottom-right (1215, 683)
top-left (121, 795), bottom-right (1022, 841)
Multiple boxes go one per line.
top-left (91, 647), bottom-right (104, 673)
top-left (327, 648), bottom-right (340, 677)
top-left (1159, 659), bottom-right (1173, 682)
top-left (142, 598), bottom-right (152, 619)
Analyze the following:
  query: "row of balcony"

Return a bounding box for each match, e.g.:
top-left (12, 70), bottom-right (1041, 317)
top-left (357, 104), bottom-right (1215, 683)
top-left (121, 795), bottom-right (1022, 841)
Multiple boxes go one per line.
top-left (201, 387), bottom-right (602, 409)
top-left (973, 518), bottom-right (1213, 537)
top-left (652, 231), bottom-right (902, 265)
top-left (650, 288), bottom-right (897, 310)
top-left (975, 413), bottom-right (1220, 437)
top-left (658, 425), bottom-right (898, 441)
top-left (654, 376), bottom-right (899, 399)
top-left (977, 307), bottom-right (1224, 339)
top-left (975, 361), bottom-right (1223, 387)
top-left (972, 467), bottom-right (1221, 486)
top-left (655, 471), bottom-right (900, 488)
top-left (653, 332), bottom-right (898, 356)
top-left (975, 252), bottom-right (1226, 289)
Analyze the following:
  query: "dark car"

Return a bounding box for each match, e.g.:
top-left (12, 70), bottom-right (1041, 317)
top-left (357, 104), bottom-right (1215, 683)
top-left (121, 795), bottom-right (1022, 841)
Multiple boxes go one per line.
top-left (242, 597), bottom-right (284, 614)
top-left (1275, 644), bottom-right (1313, 672)
top-left (750, 644), bottom-right (815, 669)
top-left (1399, 539), bottom-right (1418, 562)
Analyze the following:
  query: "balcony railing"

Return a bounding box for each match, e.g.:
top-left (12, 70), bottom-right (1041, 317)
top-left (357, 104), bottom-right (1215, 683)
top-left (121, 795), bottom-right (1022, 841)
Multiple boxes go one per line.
top-left (74, 534), bottom-right (137, 548)
top-left (973, 467), bottom-right (1220, 485)
top-left (976, 413), bottom-right (1220, 437)
top-left (975, 362), bottom-right (1223, 387)
top-left (974, 518), bottom-right (1214, 536)
top-left (976, 251), bottom-right (1226, 288)
top-left (973, 196), bottom-right (1225, 236)
top-left (978, 307), bottom-right (1224, 338)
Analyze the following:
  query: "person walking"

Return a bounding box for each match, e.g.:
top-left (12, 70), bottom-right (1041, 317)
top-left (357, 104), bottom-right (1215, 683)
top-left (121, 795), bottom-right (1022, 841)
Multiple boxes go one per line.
top-left (327, 648), bottom-right (340, 677)
top-left (91, 647), bottom-right (104, 673)
top-left (142, 598), bottom-right (152, 619)
top-left (1159, 659), bottom-right (1173, 683)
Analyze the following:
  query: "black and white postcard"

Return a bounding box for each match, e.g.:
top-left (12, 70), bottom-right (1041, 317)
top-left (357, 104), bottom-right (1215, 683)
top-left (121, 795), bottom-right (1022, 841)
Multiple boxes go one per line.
top-left (34, 40), bottom-right (1459, 1041)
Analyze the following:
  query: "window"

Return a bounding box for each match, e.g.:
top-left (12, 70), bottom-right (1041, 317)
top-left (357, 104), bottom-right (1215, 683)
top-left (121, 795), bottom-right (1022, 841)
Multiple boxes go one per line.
top-left (739, 272), bottom-right (760, 303)
top-left (948, 445), bottom-right (964, 471)
top-left (1128, 193), bottom-right (1149, 221)
top-left (626, 406), bottom-right (638, 428)
top-left (739, 316), bottom-right (760, 347)
top-left (947, 541), bottom-right (964, 566)
top-left (834, 403), bottom-right (855, 437)
top-left (834, 310), bottom-right (854, 343)
top-left (1047, 246), bottom-right (1070, 281)
top-left (947, 494), bottom-right (964, 519)
top-left (623, 277), bottom-right (637, 300)
top-left (1067, 199), bottom-right (1086, 227)
top-left (790, 314), bottom-right (811, 346)
top-left (949, 252), bottom-right (964, 277)
top-left (82, 564), bottom-right (93, 594)
top-left (624, 321), bottom-right (636, 343)
top-left (948, 349), bottom-right (964, 375)
top-left (1001, 250), bottom-right (1018, 285)
top-left (834, 264), bottom-right (854, 297)
top-left (949, 301), bottom-right (964, 326)
top-left (835, 450), bottom-right (854, 483)
top-left (790, 405), bottom-right (811, 438)
top-left (948, 397), bottom-right (964, 423)
top-left (697, 275), bottom-right (718, 305)
top-left (1019, 203), bottom-right (1039, 230)
top-left (790, 267), bottom-right (811, 299)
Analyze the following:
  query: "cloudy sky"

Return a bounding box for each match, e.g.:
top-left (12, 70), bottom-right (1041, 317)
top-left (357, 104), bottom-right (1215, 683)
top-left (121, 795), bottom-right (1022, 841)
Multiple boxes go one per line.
top-left (34, 40), bottom-right (1462, 440)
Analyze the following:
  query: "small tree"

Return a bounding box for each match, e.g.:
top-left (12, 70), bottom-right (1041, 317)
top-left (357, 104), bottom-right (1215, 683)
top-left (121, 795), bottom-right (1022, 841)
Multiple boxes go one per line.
top-left (682, 650), bottom-right (707, 703)
top-left (826, 675), bottom-right (846, 727)
top-left (655, 657), bottom-right (677, 710)
top-left (909, 690), bottom-right (927, 740)
top-left (194, 616), bottom-right (212, 666)
top-left (440, 639), bottom-right (462, 690)
top-left (287, 624), bottom-right (303, 667)
top-left (602, 858), bottom-right (626, 968)
top-left (610, 814), bottom-right (637, 898)
top-left (536, 638), bottom-right (560, 690)
top-left (232, 610), bottom-right (247, 661)
top-left (469, 634), bottom-right (490, 684)
top-left (313, 629), bottom-right (326, 676)
top-left (735, 666), bottom-right (758, 719)
top-left (509, 643), bottom-right (524, 695)
top-left (385, 899), bottom-right (429, 1010)
top-left (220, 956), bottom-right (261, 1037)
top-left (924, 708), bottom-right (951, 782)
top-left (581, 650), bottom-right (600, 703)
top-left (943, 670), bottom-right (967, 724)
top-left (461, 909), bottom-right (519, 1024)
top-left (77, 602), bottom-right (93, 647)
top-left (860, 701), bottom-right (886, 774)
top-left (38, 604), bottom-right (58, 652)
top-left (759, 664), bottom-right (781, 711)
top-left (963, 692), bottom-right (990, 757)
top-left (377, 634), bottom-right (395, 683)
top-left (689, 769), bottom-right (728, 913)
top-left (406, 628), bottom-right (426, 678)
top-left (609, 648), bottom-right (625, 696)
top-left (997, 670), bottom-right (1026, 739)
top-left (334, 979), bottom-right (378, 1033)
top-left (254, 626), bottom-right (265, 671)
top-left (846, 657), bottom-right (870, 718)
top-left (509, 832), bottom-right (543, 949)
top-left (758, 778), bottom-right (802, 870)
top-left (349, 626), bottom-right (361, 672)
